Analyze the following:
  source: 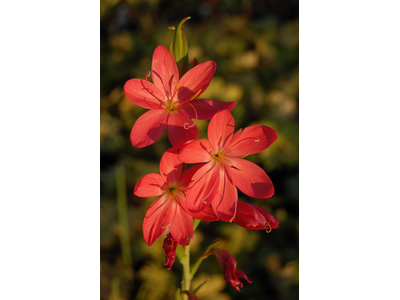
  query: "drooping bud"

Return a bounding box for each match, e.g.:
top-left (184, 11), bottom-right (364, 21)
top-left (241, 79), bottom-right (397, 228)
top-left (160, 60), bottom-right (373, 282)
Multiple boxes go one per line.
top-left (202, 249), bottom-right (252, 292)
top-left (172, 16), bottom-right (191, 77)
top-left (234, 201), bottom-right (279, 232)
top-left (193, 57), bottom-right (198, 68)
top-left (163, 233), bottom-right (178, 270)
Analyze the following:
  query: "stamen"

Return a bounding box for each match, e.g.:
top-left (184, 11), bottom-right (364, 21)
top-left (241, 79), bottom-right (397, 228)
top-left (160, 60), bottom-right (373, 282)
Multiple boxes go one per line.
top-left (189, 89), bottom-right (202, 101)
top-left (161, 223), bottom-right (171, 229)
top-left (173, 82), bottom-right (179, 94)
top-left (182, 103), bottom-right (198, 129)
top-left (197, 176), bottom-right (219, 205)
top-left (177, 109), bottom-right (196, 130)
top-left (145, 71), bottom-right (151, 81)
top-left (237, 153), bottom-right (249, 159)
top-left (265, 222), bottom-right (272, 233)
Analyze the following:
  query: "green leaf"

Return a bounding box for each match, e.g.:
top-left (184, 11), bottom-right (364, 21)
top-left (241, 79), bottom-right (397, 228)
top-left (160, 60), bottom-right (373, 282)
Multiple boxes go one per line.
top-left (193, 278), bottom-right (210, 294)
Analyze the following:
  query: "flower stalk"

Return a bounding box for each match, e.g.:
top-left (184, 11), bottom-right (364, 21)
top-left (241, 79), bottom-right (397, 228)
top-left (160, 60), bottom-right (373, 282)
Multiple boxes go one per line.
top-left (181, 244), bottom-right (191, 293)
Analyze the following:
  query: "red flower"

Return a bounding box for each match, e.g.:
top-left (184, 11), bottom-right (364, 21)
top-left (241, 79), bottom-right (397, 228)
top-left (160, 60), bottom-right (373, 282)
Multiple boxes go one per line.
top-left (234, 201), bottom-right (279, 232)
top-left (135, 148), bottom-right (198, 246)
top-left (124, 45), bottom-right (236, 149)
top-left (162, 233), bottom-right (177, 270)
top-left (179, 110), bottom-right (277, 222)
top-left (204, 249), bottom-right (252, 292)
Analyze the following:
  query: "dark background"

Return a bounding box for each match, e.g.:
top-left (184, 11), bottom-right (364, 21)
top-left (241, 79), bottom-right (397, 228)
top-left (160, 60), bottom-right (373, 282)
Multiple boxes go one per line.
top-left (100, 0), bottom-right (298, 299)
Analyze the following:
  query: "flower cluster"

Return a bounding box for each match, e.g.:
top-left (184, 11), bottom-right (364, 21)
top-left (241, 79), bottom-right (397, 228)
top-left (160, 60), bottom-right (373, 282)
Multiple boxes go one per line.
top-left (125, 44), bottom-right (279, 292)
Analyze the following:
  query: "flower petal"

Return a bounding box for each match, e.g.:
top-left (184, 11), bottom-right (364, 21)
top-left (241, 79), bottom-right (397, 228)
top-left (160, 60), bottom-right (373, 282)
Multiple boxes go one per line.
top-left (130, 109), bottom-right (168, 148)
top-left (212, 166), bottom-right (238, 222)
top-left (134, 173), bottom-right (165, 197)
top-left (188, 205), bottom-right (219, 222)
top-left (178, 163), bottom-right (205, 188)
top-left (151, 45), bottom-right (179, 99)
top-left (170, 194), bottom-right (193, 246)
top-left (227, 158), bottom-right (274, 198)
top-left (143, 194), bottom-right (174, 246)
top-left (176, 61), bottom-right (216, 101)
top-left (210, 249), bottom-right (252, 292)
top-left (234, 201), bottom-right (279, 230)
top-left (185, 161), bottom-right (220, 213)
top-left (180, 99), bottom-right (237, 120)
top-left (179, 185), bottom-right (219, 221)
top-left (124, 79), bottom-right (165, 109)
top-left (166, 111), bottom-right (198, 149)
top-left (208, 110), bottom-right (235, 152)
top-left (178, 139), bottom-right (213, 164)
top-left (159, 148), bottom-right (182, 185)
top-left (226, 125), bottom-right (278, 157)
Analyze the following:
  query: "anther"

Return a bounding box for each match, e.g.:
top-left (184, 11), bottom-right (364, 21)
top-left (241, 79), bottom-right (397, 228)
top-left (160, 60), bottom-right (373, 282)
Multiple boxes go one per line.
top-left (173, 82), bottom-right (179, 93)
top-left (189, 89), bottom-right (202, 101)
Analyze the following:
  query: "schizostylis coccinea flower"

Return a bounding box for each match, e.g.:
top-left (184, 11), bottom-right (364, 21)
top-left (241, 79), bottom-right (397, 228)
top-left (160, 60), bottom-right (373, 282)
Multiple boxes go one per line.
top-left (179, 110), bottom-right (277, 222)
top-left (124, 45), bottom-right (236, 149)
top-left (134, 148), bottom-right (202, 246)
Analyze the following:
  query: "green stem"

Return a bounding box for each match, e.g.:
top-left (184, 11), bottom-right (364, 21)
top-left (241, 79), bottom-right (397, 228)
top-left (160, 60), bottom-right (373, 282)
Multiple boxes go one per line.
top-left (180, 244), bottom-right (191, 299)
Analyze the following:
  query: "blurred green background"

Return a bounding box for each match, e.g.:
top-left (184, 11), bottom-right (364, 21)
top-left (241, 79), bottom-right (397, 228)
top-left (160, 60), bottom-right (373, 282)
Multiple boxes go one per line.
top-left (100, 1), bottom-right (298, 299)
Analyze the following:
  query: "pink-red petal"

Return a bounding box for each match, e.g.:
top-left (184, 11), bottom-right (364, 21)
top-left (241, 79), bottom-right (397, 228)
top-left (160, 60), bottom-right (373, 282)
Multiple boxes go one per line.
top-left (188, 205), bottom-right (219, 222)
top-left (225, 125), bottom-right (278, 157)
top-left (159, 148), bottom-right (182, 185)
top-left (134, 173), bottom-right (165, 197)
top-left (124, 79), bottom-right (165, 109)
top-left (178, 163), bottom-right (205, 189)
top-left (179, 188), bottom-right (219, 221)
top-left (212, 166), bottom-right (238, 222)
top-left (185, 161), bottom-right (220, 214)
top-left (143, 194), bottom-right (174, 246)
top-left (170, 194), bottom-right (193, 246)
top-left (151, 45), bottom-right (179, 99)
top-left (178, 139), bottom-right (213, 164)
top-left (180, 99), bottom-right (237, 120)
top-left (176, 61), bottom-right (216, 101)
top-left (227, 158), bottom-right (274, 198)
top-left (130, 109), bottom-right (168, 148)
top-left (208, 110), bottom-right (235, 152)
top-left (234, 201), bottom-right (279, 230)
top-left (166, 111), bottom-right (199, 149)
